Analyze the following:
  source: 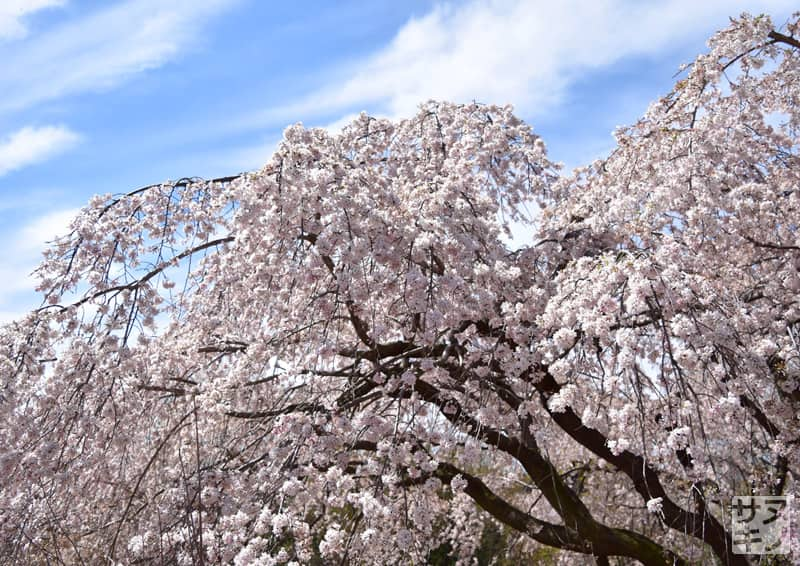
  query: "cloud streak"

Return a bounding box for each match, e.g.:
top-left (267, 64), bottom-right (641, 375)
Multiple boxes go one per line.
top-left (253, 0), bottom-right (796, 126)
top-left (0, 207), bottom-right (79, 323)
top-left (0, 0), bottom-right (238, 114)
top-left (0, 0), bottom-right (64, 41)
top-left (0, 125), bottom-right (80, 177)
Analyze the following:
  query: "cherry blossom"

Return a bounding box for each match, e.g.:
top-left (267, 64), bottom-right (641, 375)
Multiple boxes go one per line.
top-left (1, 12), bottom-right (800, 565)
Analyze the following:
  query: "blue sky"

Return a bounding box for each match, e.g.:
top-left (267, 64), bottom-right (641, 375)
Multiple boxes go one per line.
top-left (0, 0), bottom-right (796, 322)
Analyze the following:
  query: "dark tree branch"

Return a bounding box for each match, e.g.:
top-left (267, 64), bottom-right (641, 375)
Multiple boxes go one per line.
top-left (769, 30), bottom-right (800, 50)
top-left (404, 374), bottom-right (686, 565)
top-left (533, 369), bottom-right (749, 566)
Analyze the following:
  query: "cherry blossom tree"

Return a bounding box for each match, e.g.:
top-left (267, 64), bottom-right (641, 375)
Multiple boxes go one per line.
top-left (2, 12), bottom-right (800, 566)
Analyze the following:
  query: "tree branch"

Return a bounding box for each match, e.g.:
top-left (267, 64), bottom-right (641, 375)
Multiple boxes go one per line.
top-left (534, 369), bottom-right (749, 566)
top-left (769, 30), bottom-right (800, 50)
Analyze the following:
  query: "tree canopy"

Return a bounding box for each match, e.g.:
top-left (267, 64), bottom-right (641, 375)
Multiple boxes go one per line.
top-left (2, 12), bottom-right (800, 566)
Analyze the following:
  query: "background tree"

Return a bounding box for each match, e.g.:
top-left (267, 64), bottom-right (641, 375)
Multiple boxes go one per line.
top-left (1, 12), bottom-right (799, 566)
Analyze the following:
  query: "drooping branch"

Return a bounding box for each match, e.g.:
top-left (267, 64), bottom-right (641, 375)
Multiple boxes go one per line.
top-left (533, 369), bottom-right (748, 566)
top-left (379, 368), bottom-right (686, 565)
top-left (46, 236), bottom-right (234, 312)
top-left (108, 411), bottom-right (194, 560)
top-left (98, 174), bottom-right (246, 218)
top-left (435, 462), bottom-right (687, 565)
top-left (345, 428), bottom-right (685, 565)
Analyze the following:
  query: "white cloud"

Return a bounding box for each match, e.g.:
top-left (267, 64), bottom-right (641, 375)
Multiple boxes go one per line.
top-left (256, 0), bottom-right (795, 125)
top-left (0, 208), bottom-right (79, 322)
top-left (0, 125), bottom-right (80, 177)
top-left (215, 138), bottom-right (281, 173)
top-left (0, 0), bottom-right (238, 113)
top-left (15, 208), bottom-right (79, 253)
top-left (322, 112), bottom-right (362, 135)
top-left (0, 0), bottom-right (64, 41)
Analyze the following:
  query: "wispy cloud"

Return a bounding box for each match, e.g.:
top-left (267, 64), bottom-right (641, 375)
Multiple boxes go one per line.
top-left (0, 207), bottom-right (79, 323)
top-left (250, 0), bottom-right (795, 127)
top-left (210, 137), bottom-right (281, 174)
top-left (0, 0), bottom-right (238, 114)
top-left (0, 125), bottom-right (80, 177)
top-left (0, 0), bottom-right (65, 41)
top-left (14, 207), bottom-right (78, 255)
